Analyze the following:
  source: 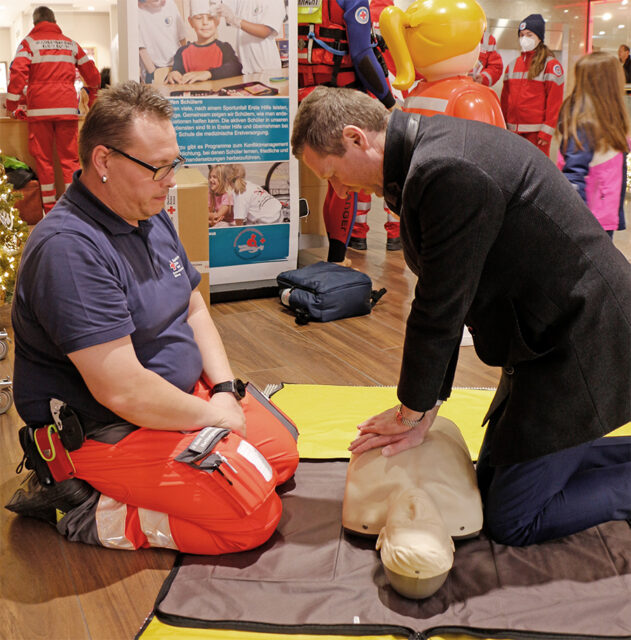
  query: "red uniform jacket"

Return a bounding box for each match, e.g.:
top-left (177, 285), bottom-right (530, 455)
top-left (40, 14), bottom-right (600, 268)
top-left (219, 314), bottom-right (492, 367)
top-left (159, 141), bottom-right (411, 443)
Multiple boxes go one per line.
top-left (477, 32), bottom-right (503, 87)
top-left (500, 50), bottom-right (565, 144)
top-left (6, 21), bottom-right (100, 121)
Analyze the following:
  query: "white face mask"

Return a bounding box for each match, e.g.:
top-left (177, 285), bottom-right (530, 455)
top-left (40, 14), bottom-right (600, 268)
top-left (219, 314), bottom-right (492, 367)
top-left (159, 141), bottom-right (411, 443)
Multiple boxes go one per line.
top-left (519, 36), bottom-right (537, 52)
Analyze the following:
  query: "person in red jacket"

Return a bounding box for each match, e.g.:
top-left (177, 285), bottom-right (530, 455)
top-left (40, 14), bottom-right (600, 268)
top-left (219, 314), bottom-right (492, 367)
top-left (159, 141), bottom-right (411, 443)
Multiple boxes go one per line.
top-left (500, 14), bottom-right (564, 157)
top-left (5, 6), bottom-right (100, 213)
top-left (472, 30), bottom-right (502, 87)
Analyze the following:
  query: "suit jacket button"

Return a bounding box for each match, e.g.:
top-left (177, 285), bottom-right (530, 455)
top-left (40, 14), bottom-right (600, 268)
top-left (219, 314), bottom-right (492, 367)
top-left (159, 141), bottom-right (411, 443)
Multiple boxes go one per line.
top-left (504, 366), bottom-right (514, 375)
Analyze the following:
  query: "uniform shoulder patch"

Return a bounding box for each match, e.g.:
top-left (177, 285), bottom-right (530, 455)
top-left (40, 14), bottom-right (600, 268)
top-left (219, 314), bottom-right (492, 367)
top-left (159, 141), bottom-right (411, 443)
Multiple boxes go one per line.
top-left (354, 6), bottom-right (369, 24)
top-left (551, 63), bottom-right (563, 76)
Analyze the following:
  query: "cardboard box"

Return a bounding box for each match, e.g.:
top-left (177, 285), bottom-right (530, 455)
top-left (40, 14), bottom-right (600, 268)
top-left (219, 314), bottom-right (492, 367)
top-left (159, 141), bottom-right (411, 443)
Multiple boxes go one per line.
top-left (173, 167), bottom-right (210, 308)
top-left (299, 159), bottom-right (328, 238)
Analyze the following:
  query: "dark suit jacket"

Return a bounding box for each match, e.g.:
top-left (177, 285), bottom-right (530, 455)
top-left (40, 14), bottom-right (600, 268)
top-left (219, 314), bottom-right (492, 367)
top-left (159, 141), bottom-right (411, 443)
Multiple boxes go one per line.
top-left (384, 109), bottom-right (631, 465)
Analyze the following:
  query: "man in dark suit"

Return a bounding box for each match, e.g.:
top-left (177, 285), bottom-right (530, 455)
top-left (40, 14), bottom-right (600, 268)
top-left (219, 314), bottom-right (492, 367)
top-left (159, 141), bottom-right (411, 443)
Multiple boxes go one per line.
top-left (292, 86), bottom-right (631, 547)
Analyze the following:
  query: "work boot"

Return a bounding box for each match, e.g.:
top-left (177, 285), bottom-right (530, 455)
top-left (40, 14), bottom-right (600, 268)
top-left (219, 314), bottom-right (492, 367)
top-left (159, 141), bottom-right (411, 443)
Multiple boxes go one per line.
top-left (348, 237), bottom-right (367, 250)
top-left (386, 237), bottom-right (402, 251)
top-left (5, 471), bottom-right (94, 526)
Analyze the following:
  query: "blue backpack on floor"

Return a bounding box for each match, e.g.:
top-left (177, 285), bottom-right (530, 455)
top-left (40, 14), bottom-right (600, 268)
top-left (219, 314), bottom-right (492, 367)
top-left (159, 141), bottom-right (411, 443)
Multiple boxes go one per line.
top-left (277, 261), bottom-right (386, 325)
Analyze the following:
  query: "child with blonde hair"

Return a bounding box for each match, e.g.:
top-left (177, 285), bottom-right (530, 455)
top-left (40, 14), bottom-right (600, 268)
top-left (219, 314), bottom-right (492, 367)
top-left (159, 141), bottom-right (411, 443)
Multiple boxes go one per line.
top-left (557, 51), bottom-right (630, 238)
top-left (208, 164), bottom-right (233, 226)
top-left (228, 164), bottom-right (283, 226)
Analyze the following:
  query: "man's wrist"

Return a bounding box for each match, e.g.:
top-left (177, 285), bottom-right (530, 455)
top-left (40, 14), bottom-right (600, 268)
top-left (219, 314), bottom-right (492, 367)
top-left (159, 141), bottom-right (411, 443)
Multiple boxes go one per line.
top-left (396, 400), bottom-right (443, 427)
top-left (396, 404), bottom-right (424, 428)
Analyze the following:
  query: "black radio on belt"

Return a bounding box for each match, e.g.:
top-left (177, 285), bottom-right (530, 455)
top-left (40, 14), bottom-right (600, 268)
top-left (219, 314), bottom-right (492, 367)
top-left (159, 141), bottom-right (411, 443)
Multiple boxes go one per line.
top-left (50, 399), bottom-right (85, 451)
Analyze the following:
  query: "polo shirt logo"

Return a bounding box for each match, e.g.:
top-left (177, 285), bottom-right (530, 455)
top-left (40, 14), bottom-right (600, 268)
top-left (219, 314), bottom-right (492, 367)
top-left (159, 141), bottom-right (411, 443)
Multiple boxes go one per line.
top-left (169, 255), bottom-right (184, 278)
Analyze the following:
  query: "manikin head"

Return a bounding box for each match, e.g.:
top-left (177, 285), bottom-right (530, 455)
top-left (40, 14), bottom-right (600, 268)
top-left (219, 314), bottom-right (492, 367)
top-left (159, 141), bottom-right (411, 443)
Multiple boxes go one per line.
top-left (342, 417), bottom-right (483, 599)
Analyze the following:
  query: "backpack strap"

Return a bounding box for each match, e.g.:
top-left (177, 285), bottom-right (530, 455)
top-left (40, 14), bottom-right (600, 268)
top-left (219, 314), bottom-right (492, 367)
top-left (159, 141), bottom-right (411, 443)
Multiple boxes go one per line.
top-left (370, 287), bottom-right (387, 308)
top-left (295, 308), bottom-right (312, 326)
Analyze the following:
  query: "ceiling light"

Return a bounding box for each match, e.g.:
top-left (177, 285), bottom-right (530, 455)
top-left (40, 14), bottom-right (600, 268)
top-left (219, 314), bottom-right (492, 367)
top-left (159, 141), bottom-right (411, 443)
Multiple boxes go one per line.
top-left (602, 12), bottom-right (612, 20)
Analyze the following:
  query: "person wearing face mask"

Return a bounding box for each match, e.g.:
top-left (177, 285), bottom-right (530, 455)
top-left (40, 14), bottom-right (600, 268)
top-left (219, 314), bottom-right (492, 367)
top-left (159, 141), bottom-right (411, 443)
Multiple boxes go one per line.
top-left (500, 14), bottom-right (564, 157)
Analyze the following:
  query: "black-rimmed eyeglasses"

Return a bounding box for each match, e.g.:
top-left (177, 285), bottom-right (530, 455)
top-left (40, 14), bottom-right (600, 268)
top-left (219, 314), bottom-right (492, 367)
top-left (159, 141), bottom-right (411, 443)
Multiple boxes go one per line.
top-left (106, 145), bottom-right (186, 181)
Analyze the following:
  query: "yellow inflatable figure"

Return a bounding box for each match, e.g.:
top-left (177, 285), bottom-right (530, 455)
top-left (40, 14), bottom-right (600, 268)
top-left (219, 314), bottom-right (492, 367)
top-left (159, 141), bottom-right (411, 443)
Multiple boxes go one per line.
top-left (342, 417), bottom-right (483, 599)
top-left (380, 0), bottom-right (505, 126)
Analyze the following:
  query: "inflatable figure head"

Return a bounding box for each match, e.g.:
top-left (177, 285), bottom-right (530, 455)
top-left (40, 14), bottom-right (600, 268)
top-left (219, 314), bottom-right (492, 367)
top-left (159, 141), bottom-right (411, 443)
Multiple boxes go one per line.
top-left (379, 0), bottom-right (486, 89)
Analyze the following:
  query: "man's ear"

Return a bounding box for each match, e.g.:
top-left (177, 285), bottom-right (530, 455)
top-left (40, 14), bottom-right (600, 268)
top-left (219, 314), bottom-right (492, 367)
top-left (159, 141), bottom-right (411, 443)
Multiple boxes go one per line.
top-left (341, 125), bottom-right (368, 149)
top-left (92, 145), bottom-right (110, 176)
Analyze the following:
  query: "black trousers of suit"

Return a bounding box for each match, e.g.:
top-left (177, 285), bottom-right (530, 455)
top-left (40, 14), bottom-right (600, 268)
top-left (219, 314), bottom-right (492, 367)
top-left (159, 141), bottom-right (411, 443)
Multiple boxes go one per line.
top-left (476, 424), bottom-right (631, 546)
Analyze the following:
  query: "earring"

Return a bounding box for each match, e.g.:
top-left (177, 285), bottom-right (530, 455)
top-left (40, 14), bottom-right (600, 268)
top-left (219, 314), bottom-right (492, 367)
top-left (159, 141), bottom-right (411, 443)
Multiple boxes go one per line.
top-left (101, 175), bottom-right (108, 183)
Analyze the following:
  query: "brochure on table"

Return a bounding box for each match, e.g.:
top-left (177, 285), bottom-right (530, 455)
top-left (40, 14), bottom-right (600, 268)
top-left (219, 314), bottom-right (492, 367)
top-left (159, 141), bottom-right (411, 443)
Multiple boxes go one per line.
top-left (121, 0), bottom-right (298, 292)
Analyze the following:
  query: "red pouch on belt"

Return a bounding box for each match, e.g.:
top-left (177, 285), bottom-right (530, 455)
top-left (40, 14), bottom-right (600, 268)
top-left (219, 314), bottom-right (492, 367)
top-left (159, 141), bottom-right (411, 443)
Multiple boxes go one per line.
top-left (34, 424), bottom-right (76, 482)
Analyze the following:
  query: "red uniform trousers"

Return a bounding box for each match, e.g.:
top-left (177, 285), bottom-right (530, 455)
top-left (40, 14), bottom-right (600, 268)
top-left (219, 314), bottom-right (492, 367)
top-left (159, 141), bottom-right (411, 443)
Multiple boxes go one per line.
top-left (323, 184), bottom-right (357, 262)
top-left (69, 382), bottom-right (299, 555)
top-left (28, 119), bottom-right (80, 213)
top-left (518, 131), bottom-right (551, 157)
top-left (351, 192), bottom-right (400, 240)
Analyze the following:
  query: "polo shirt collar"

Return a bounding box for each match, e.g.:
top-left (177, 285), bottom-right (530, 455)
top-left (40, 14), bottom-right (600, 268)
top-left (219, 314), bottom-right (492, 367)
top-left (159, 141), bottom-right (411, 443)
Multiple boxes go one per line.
top-left (64, 170), bottom-right (153, 236)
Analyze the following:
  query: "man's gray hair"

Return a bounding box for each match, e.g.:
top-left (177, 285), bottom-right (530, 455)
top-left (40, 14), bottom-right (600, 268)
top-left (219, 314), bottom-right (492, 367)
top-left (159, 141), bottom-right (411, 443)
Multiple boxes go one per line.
top-left (291, 86), bottom-right (389, 158)
top-left (79, 81), bottom-right (173, 168)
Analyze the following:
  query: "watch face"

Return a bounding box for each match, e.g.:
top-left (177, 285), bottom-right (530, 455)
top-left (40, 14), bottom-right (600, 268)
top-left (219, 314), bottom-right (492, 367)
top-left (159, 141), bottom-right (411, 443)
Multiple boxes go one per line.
top-left (234, 378), bottom-right (246, 399)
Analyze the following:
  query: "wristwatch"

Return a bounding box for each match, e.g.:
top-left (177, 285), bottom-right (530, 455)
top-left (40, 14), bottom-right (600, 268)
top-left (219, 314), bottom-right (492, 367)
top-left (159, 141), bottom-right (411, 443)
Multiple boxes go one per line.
top-left (211, 379), bottom-right (246, 401)
top-left (396, 404), bottom-right (425, 428)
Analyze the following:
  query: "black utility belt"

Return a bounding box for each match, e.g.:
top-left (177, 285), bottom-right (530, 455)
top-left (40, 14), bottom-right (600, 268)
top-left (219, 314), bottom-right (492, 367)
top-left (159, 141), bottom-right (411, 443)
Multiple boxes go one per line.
top-left (16, 400), bottom-right (131, 487)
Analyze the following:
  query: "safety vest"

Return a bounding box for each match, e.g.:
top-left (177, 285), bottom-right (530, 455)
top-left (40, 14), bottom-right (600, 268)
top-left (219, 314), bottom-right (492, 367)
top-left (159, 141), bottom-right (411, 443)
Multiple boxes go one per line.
top-left (298, 0), bottom-right (356, 88)
top-left (404, 76), bottom-right (506, 129)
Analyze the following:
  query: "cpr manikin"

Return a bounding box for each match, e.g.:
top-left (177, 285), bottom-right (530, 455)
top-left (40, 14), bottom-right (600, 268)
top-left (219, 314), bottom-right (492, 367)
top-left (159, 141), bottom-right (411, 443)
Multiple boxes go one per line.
top-left (342, 417), bottom-right (483, 599)
top-left (379, 0), bottom-right (505, 126)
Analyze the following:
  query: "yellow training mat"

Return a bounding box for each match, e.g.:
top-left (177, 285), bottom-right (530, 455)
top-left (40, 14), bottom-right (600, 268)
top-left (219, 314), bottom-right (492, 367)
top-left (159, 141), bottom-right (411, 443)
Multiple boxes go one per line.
top-left (271, 383), bottom-right (631, 460)
top-left (139, 614), bottom-right (508, 640)
top-left (272, 384), bottom-right (495, 460)
top-left (139, 617), bottom-right (409, 639)
top-left (137, 384), bottom-right (631, 640)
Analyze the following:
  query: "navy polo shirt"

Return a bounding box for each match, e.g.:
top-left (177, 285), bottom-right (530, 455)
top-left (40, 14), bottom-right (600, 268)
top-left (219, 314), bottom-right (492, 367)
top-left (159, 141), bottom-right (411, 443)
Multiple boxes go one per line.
top-left (12, 172), bottom-right (203, 425)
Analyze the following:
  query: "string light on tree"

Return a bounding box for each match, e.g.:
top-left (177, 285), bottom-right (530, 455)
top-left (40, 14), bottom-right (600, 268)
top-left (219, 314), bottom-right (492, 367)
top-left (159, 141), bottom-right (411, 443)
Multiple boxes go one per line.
top-left (0, 151), bottom-right (29, 304)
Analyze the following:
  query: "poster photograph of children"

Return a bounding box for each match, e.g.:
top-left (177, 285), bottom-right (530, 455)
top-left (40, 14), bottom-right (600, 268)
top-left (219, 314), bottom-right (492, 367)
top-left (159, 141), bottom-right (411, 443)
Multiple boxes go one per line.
top-left (206, 161), bottom-right (289, 228)
top-left (137, 0), bottom-right (288, 95)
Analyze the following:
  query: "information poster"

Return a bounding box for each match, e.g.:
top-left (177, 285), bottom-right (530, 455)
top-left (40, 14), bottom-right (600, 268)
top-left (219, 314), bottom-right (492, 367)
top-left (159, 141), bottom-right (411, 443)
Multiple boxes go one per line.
top-left (124, 0), bottom-right (298, 289)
